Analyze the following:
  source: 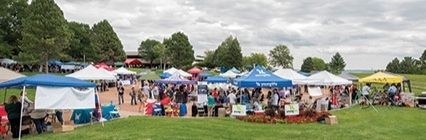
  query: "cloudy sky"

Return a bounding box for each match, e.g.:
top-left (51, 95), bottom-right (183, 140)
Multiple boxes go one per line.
top-left (56, 0), bottom-right (426, 70)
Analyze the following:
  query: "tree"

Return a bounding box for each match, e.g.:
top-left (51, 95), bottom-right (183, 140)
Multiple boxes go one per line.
top-left (386, 58), bottom-right (400, 73)
top-left (268, 44), bottom-right (293, 68)
top-left (65, 21), bottom-right (99, 62)
top-left (153, 43), bottom-right (166, 70)
top-left (138, 39), bottom-right (161, 67)
top-left (301, 57), bottom-right (314, 73)
top-left (91, 19), bottom-right (126, 64)
top-left (420, 50), bottom-right (426, 73)
top-left (17, 0), bottom-right (70, 73)
top-left (243, 53), bottom-right (268, 68)
top-left (399, 57), bottom-right (421, 74)
top-left (199, 50), bottom-right (216, 68)
top-left (328, 52), bottom-right (346, 74)
top-left (213, 36), bottom-right (243, 69)
top-left (301, 57), bottom-right (327, 73)
top-left (0, 0), bottom-right (28, 58)
top-left (163, 32), bottom-right (194, 68)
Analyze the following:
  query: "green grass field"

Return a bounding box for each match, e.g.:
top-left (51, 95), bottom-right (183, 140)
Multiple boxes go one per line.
top-left (352, 73), bottom-right (426, 95)
top-left (25, 106), bottom-right (426, 140)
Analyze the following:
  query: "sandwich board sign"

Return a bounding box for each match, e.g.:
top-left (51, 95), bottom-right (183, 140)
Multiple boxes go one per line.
top-left (231, 105), bottom-right (246, 116)
top-left (284, 103), bottom-right (299, 116)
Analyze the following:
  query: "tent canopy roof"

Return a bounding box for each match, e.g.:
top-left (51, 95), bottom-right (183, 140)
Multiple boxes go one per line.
top-left (273, 69), bottom-right (307, 84)
top-left (219, 70), bottom-right (239, 78)
top-left (0, 58), bottom-right (17, 65)
top-left (188, 67), bottom-right (202, 74)
top-left (304, 71), bottom-right (352, 85)
top-left (229, 67), bottom-right (241, 73)
top-left (124, 59), bottom-right (143, 65)
top-left (205, 76), bottom-right (229, 84)
top-left (164, 67), bottom-right (178, 74)
top-left (233, 66), bottom-right (292, 88)
top-left (66, 65), bottom-right (116, 80)
top-left (155, 73), bottom-right (196, 84)
top-left (359, 72), bottom-right (404, 84)
top-left (338, 72), bottom-right (359, 82)
top-left (0, 67), bottom-right (26, 82)
top-left (114, 67), bottom-right (136, 75)
top-left (0, 74), bottom-right (96, 88)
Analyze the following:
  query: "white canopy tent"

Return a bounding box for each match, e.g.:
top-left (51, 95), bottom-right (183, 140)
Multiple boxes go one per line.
top-left (174, 69), bottom-right (192, 77)
top-left (0, 58), bottom-right (17, 65)
top-left (114, 67), bottom-right (136, 75)
top-left (273, 69), bottom-right (307, 85)
top-left (66, 65), bottom-right (116, 80)
top-left (303, 71), bottom-right (352, 85)
top-left (0, 67), bottom-right (26, 82)
top-left (164, 67), bottom-right (178, 74)
top-left (219, 70), bottom-right (239, 78)
top-left (99, 67), bottom-right (117, 76)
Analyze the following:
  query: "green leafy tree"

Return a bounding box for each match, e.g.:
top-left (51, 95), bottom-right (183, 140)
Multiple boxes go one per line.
top-left (153, 43), bottom-right (166, 70)
top-left (268, 44), bottom-right (293, 68)
top-left (420, 50), bottom-right (426, 73)
top-left (91, 19), bottom-right (126, 64)
top-left (301, 57), bottom-right (327, 73)
top-left (163, 32), bottom-right (195, 68)
top-left (138, 39), bottom-right (161, 67)
top-left (66, 21), bottom-right (99, 62)
top-left (386, 58), bottom-right (401, 73)
top-left (17, 0), bottom-right (70, 73)
top-left (243, 53), bottom-right (268, 68)
top-left (213, 36), bottom-right (243, 69)
top-left (199, 50), bottom-right (216, 68)
top-left (0, 0), bottom-right (28, 58)
top-left (328, 52), bottom-right (346, 74)
top-left (399, 57), bottom-right (421, 74)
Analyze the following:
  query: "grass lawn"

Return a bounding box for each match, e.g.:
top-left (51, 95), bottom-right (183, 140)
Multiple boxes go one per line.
top-left (25, 106), bottom-right (425, 140)
top-left (352, 73), bottom-right (426, 95)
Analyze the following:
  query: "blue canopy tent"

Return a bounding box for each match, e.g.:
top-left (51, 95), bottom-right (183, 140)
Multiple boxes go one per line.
top-left (0, 74), bottom-right (96, 138)
top-left (159, 72), bottom-right (172, 79)
top-left (205, 76), bottom-right (229, 84)
top-left (233, 66), bottom-right (292, 88)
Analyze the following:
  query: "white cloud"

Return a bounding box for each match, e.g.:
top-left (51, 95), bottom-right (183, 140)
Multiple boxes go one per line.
top-left (55, 0), bottom-right (426, 69)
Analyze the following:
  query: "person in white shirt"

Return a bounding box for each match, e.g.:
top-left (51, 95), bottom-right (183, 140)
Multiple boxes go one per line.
top-left (142, 84), bottom-right (151, 99)
top-left (272, 92), bottom-right (279, 110)
top-left (152, 85), bottom-right (159, 99)
top-left (362, 83), bottom-right (371, 99)
top-left (227, 91), bottom-right (237, 105)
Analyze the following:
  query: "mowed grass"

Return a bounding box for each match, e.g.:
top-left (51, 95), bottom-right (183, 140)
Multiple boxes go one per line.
top-left (24, 106), bottom-right (425, 140)
top-left (353, 73), bottom-right (426, 95)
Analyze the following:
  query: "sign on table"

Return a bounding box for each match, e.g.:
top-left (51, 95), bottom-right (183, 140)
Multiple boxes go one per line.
top-left (284, 103), bottom-right (299, 116)
top-left (231, 105), bottom-right (246, 116)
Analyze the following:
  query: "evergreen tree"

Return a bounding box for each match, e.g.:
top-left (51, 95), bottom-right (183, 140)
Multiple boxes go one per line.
top-left (91, 19), bottom-right (126, 64)
top-left (301, 57), bottom-right (314, 73)
top-left (17, 0), bottom-right (70, 73)
top-left (301, 57), bottom-right (327, 73)
top-left (0, 0), bottom-right (28, 58)
top-left (399, 57), bottom-right (421, 74)
top-left (328, 52), bottom-right (346, 74)
top-left (138, 39), bottom-right (161, 67)
top-left (420, 50), bottom-right (426, 73)
top-left (269, 44), bottom-right (293, 68)
top-left (163, 32), bottom-right (194, 68)
top-left (386, 58), bottom-right (400, 73)
top-left (213, 36), bottom-right (243, 69)
top-left (66, 21), bottom-right (99, 62)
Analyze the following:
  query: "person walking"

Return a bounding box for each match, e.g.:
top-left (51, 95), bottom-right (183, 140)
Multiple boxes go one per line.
top-left (130, 86), bottom-right (137, 105)
top-left (5, 96), bottom-right (21, 138)
top-left (117, 84), bottom-right (125, 105)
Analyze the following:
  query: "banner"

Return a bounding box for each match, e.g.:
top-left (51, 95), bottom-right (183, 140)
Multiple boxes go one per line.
top-left (197, 85), bottom-right (208, 94)
top-left (284, 103), bottom-right (299, 116)
top-left (231, 105), bottom-right (246, 116)
top-left (35, 86), bottom-right (95, 109)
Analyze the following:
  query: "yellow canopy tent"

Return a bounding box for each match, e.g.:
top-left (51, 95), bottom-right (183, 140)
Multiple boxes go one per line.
top-left (359, 72), bottom-right (403, 84)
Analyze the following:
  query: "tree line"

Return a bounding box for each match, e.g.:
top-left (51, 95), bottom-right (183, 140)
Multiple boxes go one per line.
top-left (386, 50), bottom-right (426, 74)
top-left (300, 52), bottom-right (346, 74)
top-left (0, 0), bottom-right (126, 72)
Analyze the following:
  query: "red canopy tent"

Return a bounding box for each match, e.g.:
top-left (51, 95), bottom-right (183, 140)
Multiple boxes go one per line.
top-left (95, 63), bottom-right (114, 71)
top-left (124, 58), bottom-right (143, 65)
top-left (188, 67), bottom-right (202, 74)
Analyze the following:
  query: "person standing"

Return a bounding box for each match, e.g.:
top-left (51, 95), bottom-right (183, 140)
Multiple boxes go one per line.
top-left (152, 84), bottom-right (159, 100)
top-left (362, 83), bottom-right (371, 100)
top-left (272, 91), bottom-right (279, 111)
top-left (117, 84), bottom-right (125, 105)
top-left (142, 84), bottom-right (151, 99)
top-left (5, 96), bottom-right (21, 138)
top-left (130, 86), bottom-right (137, 105)
top-left (30, 108), bottom-right (47, 134)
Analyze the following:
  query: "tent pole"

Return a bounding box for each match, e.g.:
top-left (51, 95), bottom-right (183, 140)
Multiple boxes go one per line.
top-left (3, 88), bottom-right (7, 104)
top-left (96, 90), bottom-right (105, 127)
top-left (18, 86), bottom-right (26, 140)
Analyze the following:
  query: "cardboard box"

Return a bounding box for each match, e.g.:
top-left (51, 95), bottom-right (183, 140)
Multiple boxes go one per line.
top-left (325, 115), bottom-right (338, 125)
top-left (52, 122), bottom-right (74, 133)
